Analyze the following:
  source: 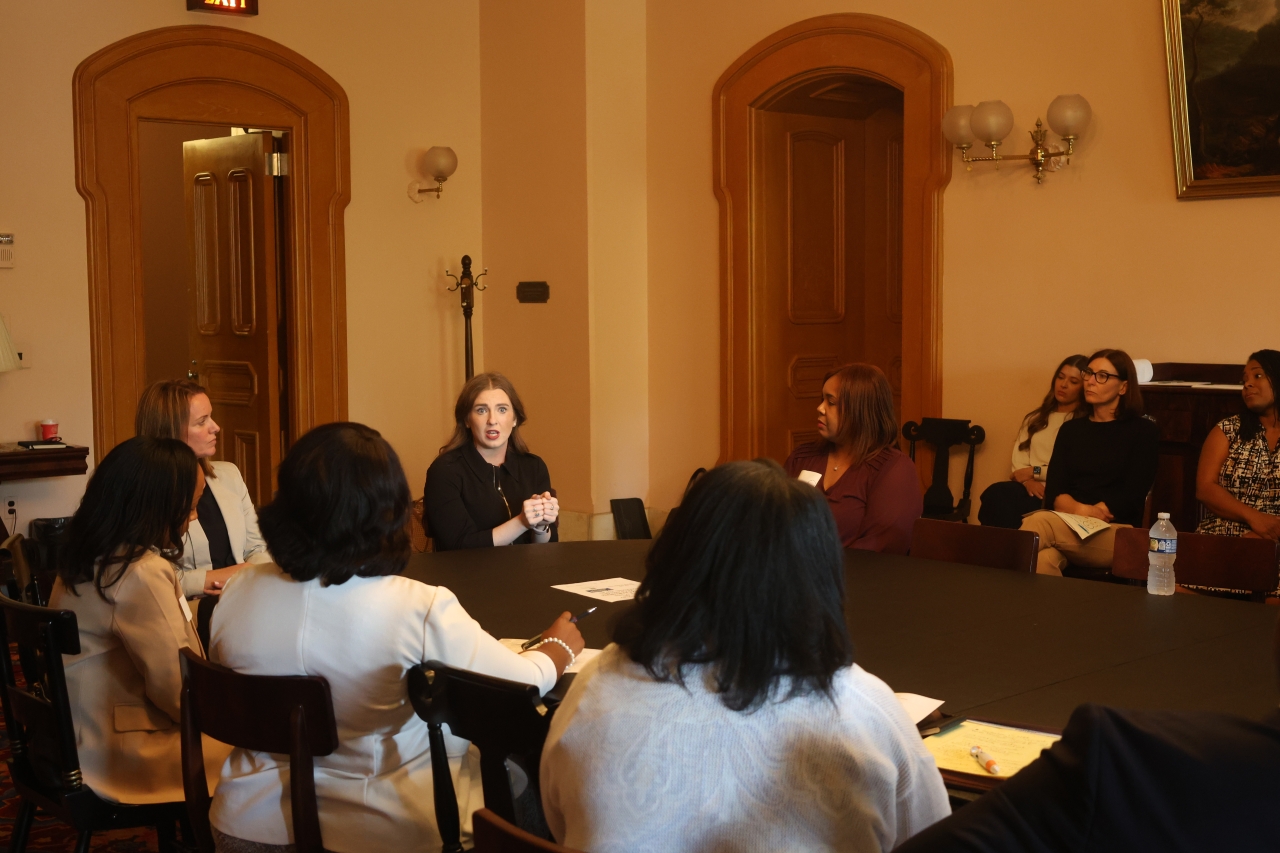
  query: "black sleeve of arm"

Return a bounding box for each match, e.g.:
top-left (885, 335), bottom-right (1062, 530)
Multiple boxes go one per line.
top-left (1042, 424), bottom-right (1075, 512)
top-left (424, 461), bottom-right (494, 551)
top-left (535, 457), bottom-right (559, 543)
top-left (1113, 419), bottom-right (1160, 525)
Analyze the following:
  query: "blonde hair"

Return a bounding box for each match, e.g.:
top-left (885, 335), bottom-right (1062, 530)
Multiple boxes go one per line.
top-left (822, 363), bottom-right (899, 466)
top-left (135, 379), bottom-right (216, 478)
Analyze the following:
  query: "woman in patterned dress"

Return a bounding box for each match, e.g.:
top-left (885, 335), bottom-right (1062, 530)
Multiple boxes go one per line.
top-left (1196, 350), bottom-right (1280, 543)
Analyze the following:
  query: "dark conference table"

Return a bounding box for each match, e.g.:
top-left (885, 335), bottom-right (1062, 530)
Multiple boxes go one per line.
top-left (402, 540), bottom-right (1280, 729)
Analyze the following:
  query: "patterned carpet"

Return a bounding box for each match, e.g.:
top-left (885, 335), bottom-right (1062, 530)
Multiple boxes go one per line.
top-left (0, 651), bottom-right (161, 852)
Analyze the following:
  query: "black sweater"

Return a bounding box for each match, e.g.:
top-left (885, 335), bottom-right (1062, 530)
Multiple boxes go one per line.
top-left (1042, 416), bottom-right (1160, 527)
top-left (424, 442), bottom-right (557, 551)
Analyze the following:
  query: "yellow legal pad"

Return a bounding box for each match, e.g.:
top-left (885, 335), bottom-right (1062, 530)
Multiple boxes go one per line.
top-left (923, 720), bottom-right (1060, 779)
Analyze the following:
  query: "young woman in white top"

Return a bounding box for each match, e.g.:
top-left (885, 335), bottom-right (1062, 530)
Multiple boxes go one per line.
top-left (541, 459), bottom-right (950, 853)
top-left (208, 422), bottom-right (583, 853)
top-left (978, 355), bottom-right (1089, 528)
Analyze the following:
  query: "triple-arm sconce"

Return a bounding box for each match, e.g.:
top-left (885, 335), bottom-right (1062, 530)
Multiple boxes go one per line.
top-left (942, 95), bottom-right (1091, 184)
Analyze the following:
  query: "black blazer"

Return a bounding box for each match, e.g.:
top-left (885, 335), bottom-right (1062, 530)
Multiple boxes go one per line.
top-left (894, 703), bottom-right (1280, 853)
top-left (424, 442), bottom-right (557, 551)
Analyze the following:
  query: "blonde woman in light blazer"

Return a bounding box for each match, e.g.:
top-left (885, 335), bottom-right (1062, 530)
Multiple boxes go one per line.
top-left (136, 380), bottom-right (271, 599)
top-left (50, 437), bottom-right (230, 804)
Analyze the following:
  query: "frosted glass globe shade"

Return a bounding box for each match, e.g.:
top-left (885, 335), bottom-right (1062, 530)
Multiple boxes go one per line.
top-left (942, 105), bottom-right (976, 145)
top-left (423, 146), bottom-right (458, 181)
top-left (970, 100), bottom-right (1014, 144)
top-left (1046, 95), bottom-right (1091, 137)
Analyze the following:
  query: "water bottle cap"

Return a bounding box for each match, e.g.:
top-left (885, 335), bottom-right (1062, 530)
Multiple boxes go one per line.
top-left (1157, 512), bottom-right (1170, 519)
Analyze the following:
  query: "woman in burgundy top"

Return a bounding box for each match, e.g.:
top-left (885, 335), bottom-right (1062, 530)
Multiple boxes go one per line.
top-left (784, 363), bottom-right (923, 553)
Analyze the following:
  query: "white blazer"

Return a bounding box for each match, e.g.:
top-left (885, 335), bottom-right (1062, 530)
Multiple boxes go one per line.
top-left (178, 460), bottom-right (271, 598)
top-left (207, 563), bottom-right (558, 852)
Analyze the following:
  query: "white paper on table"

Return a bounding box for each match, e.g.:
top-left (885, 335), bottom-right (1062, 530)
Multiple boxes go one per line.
top-left (894, 692), bottom-right (946, 724)
top-left (551, 577), bottom-right (641, 602)
top-left (501, 639), bottom-right (602, 674)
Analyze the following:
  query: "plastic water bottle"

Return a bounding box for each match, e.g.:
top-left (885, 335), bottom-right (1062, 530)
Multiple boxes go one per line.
top-left (1147, 512), bottom-right (1177, 596)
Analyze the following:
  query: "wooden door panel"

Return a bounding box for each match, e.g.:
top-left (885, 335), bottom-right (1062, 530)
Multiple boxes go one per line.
top-left (183, 133), bottom-right (279, 504)
top-left (760, 111), bottom-right (865, 463)
top-left (864, 108), bottom-right (905, 417)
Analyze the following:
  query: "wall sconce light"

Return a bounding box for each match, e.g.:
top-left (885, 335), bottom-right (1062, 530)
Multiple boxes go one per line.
top-left (407, 146), bottom-right (458, 202)
top-left (942, 95), bottom-right (1091, 184)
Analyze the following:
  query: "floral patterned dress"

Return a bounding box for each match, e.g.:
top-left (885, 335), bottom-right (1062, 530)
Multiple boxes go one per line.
top-left (1197, 415), bottom-right (1280, 537)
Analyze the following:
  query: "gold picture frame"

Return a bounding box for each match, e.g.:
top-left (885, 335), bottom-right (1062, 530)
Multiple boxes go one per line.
top-left (1163, 0), bottom-right (1280, 199)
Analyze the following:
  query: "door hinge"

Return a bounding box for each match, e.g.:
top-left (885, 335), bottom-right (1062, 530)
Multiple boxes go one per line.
top-left (267, 152), bottom-right (288, 177)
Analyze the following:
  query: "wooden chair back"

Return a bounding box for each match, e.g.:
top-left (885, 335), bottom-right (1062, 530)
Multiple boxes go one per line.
top-left (408, 661), bottom-right (555, 853)
top-left (609, 498), bottom-right (651, 540)
top-left (1112, 528), bottom-right (1280, 600)
top-left (902, 418), bottom-right (986, 521)
top-left (910, 518), bottom-right (1040, 573)
top-left (0, 592), bottom-right (83, 794)
top-left (0, 534), bottom-right (43, 605)
top-left (472, 808), bottom-right (582, 853)
top-left (179, 648), bottom-right (339, 853)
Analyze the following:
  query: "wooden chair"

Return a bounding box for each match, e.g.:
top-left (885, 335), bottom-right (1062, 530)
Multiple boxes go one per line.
top-left (902, 418), bottom-right (986, 522)
top-left (408, 661), bottom-right (556, 853)
top-left (473, 808), bottom-right (582, 853)
top-left (0, 593), bottom-right (186, 853)
top-left (179, 648), bottom-right (339, 853)
top-left (609, 498), bottom-right (651, 540)
top-left (1112, 528), bottom-right (1280, 601)
top-left (910, 517), bottom-right (1040, 572)
top-left (410, 496), bottom-right (433, 552)
top-left (0, 533), bottom-right (43, 605)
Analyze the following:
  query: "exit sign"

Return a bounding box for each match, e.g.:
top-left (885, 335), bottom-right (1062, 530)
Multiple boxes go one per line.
top-left (187, 0), bottom-right (258, 15)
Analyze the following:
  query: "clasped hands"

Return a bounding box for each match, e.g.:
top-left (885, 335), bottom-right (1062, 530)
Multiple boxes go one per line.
top-left (521, 491), bottom-right (559, 533)
top-left (202, 562), bottom-right (250, 596)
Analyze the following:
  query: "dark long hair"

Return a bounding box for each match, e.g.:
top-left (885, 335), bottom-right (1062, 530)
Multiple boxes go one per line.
top-left (614, 459), bottom-right (853, 712)
top-left (1240, 349), bottom-right (1280, 443)
top-left (259, 422), bottom-right (411, 586)
top-left (439, 372), bottom-right (530, 456)
top-left (60, 437), bottom-right (198, 600)
top-left (1019, 354), bottom-right (1090, 451)
top-left (1089, 349), bottom-right (1144, 419)
top-left (821, 363), bottom-right (899, 466)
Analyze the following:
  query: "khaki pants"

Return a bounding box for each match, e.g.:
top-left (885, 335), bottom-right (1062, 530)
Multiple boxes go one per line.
top-left (1019, 511), bottom-right (1132, 576)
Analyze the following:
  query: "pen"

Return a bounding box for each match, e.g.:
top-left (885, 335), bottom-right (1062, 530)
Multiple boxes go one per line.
top-left (970, 746), bottom-right (1001, 775)
top-left (521, 607), bottom-right (598, 650)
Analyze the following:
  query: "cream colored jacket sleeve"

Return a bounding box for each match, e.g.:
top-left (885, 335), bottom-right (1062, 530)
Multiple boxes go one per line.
top-left (178, 460), bottom-right (272, 598)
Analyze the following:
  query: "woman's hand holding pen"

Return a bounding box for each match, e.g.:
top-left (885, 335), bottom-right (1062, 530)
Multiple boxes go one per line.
top-left (529, 611), bottom-right (585, 677)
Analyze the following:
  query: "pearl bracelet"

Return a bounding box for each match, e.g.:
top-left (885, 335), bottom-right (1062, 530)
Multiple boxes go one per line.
top-left (534, 637), bottom-right (576, 669)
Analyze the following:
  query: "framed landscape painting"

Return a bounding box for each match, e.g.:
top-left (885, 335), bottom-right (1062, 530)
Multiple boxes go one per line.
top-left (1164, 0), bottom-right (1280, 198)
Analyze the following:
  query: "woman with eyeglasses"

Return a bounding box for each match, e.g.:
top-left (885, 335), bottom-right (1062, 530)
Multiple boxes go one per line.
top-left (978, 355), bottom-right (1090, 528)
top-left (424, 372), bottom-right (558, 551)
top-left (1019, 349), bottom-right (1160, 575)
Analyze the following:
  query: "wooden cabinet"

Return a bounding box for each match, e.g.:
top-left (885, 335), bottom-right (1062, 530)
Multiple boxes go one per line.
top-left (1143, 363), bottom-right (1244, 532)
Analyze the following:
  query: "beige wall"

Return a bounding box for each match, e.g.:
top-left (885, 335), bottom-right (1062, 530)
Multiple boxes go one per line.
top-left (645, 0), bottom-right (1280, 513)
top-left (0, 1), bottom-right (482, 523)
top-left (480, 0), bottom-right (594, 513)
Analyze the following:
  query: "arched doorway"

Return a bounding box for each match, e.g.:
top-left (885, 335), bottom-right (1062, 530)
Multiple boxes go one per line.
top-left (713, 14), bottom-right (952, 469)
top-left (73, 25), bottom-right (350, 486)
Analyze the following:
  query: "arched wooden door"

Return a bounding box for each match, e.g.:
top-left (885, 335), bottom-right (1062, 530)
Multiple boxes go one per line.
top-left (713, 14), bottom-right (952, 471)
top-left (74, 25), bottom-right (351, 465)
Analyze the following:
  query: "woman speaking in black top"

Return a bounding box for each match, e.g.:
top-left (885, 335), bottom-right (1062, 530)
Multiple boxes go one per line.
top-left (425, 372), bottom-right (558, 551)
top-left (1020, 349), bottom-right (1160, 575)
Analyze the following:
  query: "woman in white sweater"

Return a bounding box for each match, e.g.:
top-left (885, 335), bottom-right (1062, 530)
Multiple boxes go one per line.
top-left (208, 422), bottom-right (583, 853)
top-left (978, 355), bottom-right (1089, 528)
top-left (541, 459), bottom-right (950, 853)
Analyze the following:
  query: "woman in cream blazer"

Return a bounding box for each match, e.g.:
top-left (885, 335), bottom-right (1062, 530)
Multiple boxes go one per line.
top-left (208, 422), bottom-right (584, 853)
top-left (135, 380), bottom-right (271, 599)
top-left (50, 437), bottom-right (229, 803)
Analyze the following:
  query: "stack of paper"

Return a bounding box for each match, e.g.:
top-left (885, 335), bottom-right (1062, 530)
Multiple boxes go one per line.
top-left (923, 720), bottom-right (1060, 778)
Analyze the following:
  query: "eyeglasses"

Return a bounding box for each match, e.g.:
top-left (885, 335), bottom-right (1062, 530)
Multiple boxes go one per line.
top-left (1082, 368), bottom-right (1125, 384)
